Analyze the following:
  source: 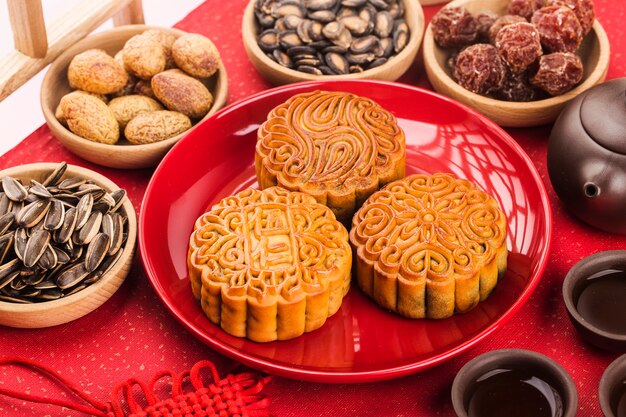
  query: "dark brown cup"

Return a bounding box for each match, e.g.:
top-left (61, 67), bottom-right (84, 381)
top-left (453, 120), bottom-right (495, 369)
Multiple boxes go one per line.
top-left (562, 250), bottom-right (626, 351)
top-left (451, 349), bottom-right (578, 417)
top-left (599, 354), bottom-right (626, 417)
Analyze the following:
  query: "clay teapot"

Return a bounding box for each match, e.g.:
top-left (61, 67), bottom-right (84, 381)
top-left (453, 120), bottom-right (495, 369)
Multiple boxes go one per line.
top-left (548, 78), bottom-right (626, 234)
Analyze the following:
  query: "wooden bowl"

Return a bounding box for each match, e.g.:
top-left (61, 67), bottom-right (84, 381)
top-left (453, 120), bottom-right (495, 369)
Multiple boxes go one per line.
top-left (422, 0), bottom-right (610, 127)
top-left (41, 25), bottom-right (228, 169)
top-left (241, 0), bottom-right (425, 85)
top-left (0, 163), bottom-right (137, 328)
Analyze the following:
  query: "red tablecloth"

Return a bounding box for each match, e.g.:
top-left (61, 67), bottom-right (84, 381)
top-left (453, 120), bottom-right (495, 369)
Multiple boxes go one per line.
top-left (1, 1), bottom-right (625, 416)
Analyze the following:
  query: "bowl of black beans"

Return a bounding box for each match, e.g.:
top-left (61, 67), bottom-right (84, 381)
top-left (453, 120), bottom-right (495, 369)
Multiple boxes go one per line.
top-left (242, 0), bottom-right (424, 85)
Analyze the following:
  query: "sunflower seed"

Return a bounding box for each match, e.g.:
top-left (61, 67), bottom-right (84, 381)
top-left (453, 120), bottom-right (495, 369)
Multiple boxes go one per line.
top-left (29, 180), bottom-right (52, 198)
top-left (0, 294), bottom-right (31, 304)
top-left (16, 199), bottom-right (51, 228)
top-left (85, 233), bottom-right (110, 272)
top-left (64, 283), bottom-right (87, 296)
top-left (2, 177), bottom-right (28, 202)
top-left (100, 247), bottom-right (123, 276)
top-left (76, 212), bottom-right (102, 245)
top-left (24, 229), bottom-right (50, 268)
top-left (22, 268), bottom-right (46, 286)
top-left (14, 228), bottom-right (27, 261)
top-left (58, 176), bottom-right (87, 191)
top-left (55, 263), bottom-right (89, 289)
top-left (10, 278), bottom-right (27, 291)
top-left (41, 162), bottom-right (67, 187)
top-left (0, 233), bottom-right (13, 264)
top-left (0, 267), bottom-right (19, 289)
top-left (54, 207), bottom-right (77, 244)
top-left (44, 200), bottom-right (65, 230)
top-left (37, 244), bottom-right (58, 271)
top-left (53, 247), bottom-right (70, 264)
top-left (34, 279), bottom-right (57, 290)
top-left (107, 214), bottom-right (125, 256)
top-left (75, 194), bottom-right (93, 230)
top-left (37, 288), bottom-right (63, 300)
top-left (0, 193), bottom-right (12, 216)
top-left (0, 212), bottom-right (14, 235)
top-left (75, 183), bottom-right (104, 200)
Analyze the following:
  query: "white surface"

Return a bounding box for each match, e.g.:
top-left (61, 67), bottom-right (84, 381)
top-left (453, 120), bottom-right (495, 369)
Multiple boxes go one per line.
top-left (0, 0), bottom-right (204, 157)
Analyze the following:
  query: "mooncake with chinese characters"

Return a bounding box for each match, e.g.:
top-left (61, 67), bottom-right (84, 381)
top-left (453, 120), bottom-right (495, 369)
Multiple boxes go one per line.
top-left (255, 90), bottom-right (406, 224)
top-left (188, 186), bottom-right (351, 342)
top-left (350, 173), bottom-right (508, 319)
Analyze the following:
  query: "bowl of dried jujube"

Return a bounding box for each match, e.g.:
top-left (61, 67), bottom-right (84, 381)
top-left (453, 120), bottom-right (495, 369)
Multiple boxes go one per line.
top-left (422, 0), bottom-right (609, 127)
top-left (0, 162), bottom-right (137, 328)
top-left (41, 25), bottom-right (228, 169)
top-left (242, 0), bottom-right (425, 85)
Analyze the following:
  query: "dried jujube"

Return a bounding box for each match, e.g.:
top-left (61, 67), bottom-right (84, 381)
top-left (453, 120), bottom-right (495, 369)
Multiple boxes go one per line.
top-left (496, 70), bottom-right (542, 101)
top-left (453, 44), bottom-right (506, 95)
top-left (531, 5), bottom-right (583, 53)
top-left (488, 15), bottom-right (527, 44)
top-left (475, 12), bottom-right (497, 43)
top-left (431, 6), bottom-right (478, 48)
top-left (507, 0), bottom-right (546, 21)
top-left (548, 0), bottom-right (595, 35)
top-left (496, 22), bottom-right (543, 73)
top-left (530, 52), bottom-right (583, 95)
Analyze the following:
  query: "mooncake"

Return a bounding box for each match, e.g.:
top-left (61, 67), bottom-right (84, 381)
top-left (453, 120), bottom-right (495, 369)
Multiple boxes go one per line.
top-left (255, 90), bottom-right (406, 224)
top-left (350, 173), bottom-right (508, 319)
top-left (188, 186), bottom-right (352, 342)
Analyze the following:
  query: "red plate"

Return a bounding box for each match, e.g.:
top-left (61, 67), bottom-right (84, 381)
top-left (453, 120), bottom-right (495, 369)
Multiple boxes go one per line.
top-left (139, 80), bottom-right (552, 383)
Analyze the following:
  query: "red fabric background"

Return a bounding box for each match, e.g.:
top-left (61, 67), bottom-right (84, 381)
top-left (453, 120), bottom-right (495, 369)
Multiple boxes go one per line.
top-left (1, 1), bottom-right (625, 416)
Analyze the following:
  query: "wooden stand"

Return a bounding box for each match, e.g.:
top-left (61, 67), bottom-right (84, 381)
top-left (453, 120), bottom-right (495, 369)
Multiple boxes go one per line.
top-left (0, 0), bottom-right (144, 102)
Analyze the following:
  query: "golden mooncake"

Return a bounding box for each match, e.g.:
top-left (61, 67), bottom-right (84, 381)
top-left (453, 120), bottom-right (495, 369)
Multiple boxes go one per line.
top-left (188, 186), bottom-right (351, 342)
top-left (350, 173), bottom-right (508, 319)
top-left (255, 90), bottom-right (406, 224)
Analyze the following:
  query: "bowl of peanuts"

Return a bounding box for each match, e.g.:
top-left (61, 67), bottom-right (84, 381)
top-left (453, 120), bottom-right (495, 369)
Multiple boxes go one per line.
top-left (41, 25), bottom-right (228, 169)
top-left (422, 0), bottom-right (609, 127)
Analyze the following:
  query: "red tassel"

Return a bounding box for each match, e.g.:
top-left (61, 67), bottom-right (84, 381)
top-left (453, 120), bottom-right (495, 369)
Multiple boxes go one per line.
top-left (0, 357), bottom-right (272, 417)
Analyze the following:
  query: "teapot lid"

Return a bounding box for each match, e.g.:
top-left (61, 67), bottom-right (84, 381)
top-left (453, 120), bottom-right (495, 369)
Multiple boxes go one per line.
top-left (580, 78), bottom-right (626, 155)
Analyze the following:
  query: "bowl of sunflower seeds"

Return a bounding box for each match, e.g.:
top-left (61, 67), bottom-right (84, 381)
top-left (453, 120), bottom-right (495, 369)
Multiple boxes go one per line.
top-left (0, 162), bottom-right (136, 328)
